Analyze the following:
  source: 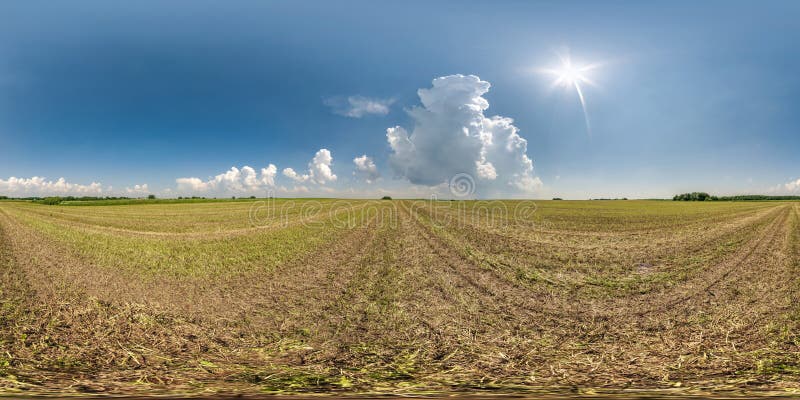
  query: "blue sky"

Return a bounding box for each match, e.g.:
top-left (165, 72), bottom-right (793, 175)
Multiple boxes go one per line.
top-left (1, 0), bottom-right (799, 199)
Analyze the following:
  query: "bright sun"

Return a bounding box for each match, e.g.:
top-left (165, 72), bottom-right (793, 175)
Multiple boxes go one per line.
top-left (540, 51), bottom-right (601, 135)
top-left (550, 59), bottom-right (595, 88)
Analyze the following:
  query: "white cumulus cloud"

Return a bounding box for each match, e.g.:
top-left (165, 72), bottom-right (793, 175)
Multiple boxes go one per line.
top-left (125, 184), bottom-right (150, 195)
top-left (260, 164), bottom-right (278, 186)
top-left (353, 154), bottom-right (380, 183)
top-left (283, 149), bottom-right (337, 185)
top-left (175, 177), bottom-right (208, 192)
top-left (325, 95), bottom-right (394, 118)
top-left (0, 176), bottom-right (106, 196)
top-left (787, 178), bottom-right (800, 192)
top-left (310, 149), bottom-right (337, 183)
top-left (771, 177), bottom-right (800, 194)
top-left (175, 164), bottom-right (278, 194)
top-left (386, 74), bottom-right (542, 196)
top-left (282, 167), bottom-right (309, 183)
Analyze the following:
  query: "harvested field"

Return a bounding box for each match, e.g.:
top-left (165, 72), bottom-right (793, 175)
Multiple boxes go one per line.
top-left (0, 199), bottom-right (798, 396)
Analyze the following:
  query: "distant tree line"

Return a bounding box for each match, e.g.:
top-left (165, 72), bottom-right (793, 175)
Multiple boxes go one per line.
top-left (673, 192), bottom-right (800, 201)
top-left (0, 195), bottom-right (292, 206)
top-left (0, 195), bottom-right (135, 201)
top-left (717, 195), bottom-right (800, 201)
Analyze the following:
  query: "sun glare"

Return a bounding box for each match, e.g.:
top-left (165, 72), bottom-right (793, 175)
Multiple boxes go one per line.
top-left (540, 51), bottom-right (601, 135)
top-left (550, 60), bottom-right (596, 88)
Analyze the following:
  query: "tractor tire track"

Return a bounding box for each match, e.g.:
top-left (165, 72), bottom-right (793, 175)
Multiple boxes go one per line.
top-left (627, 205), bottom-right (791, 317)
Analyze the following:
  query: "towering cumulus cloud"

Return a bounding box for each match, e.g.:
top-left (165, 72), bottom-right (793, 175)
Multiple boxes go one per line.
top-left (386, 75), bottom-right (541, 195)
top-left (283, 149), bottom-right (337, 185)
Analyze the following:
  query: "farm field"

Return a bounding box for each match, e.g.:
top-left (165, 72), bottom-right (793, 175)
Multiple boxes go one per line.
top-left (0, 199), bottom-right (798, 396)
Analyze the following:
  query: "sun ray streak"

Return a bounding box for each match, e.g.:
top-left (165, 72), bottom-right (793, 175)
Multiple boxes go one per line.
top-left (573, 81), bottom-right (591, 136)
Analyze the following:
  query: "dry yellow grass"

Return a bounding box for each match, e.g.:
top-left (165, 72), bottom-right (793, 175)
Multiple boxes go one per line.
top-left (0, 199), bottom-right (798, 396)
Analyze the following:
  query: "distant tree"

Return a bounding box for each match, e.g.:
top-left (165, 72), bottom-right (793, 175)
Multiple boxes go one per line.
top-left (147, 194), bottom-right (156, 200)
top-left (381, 196), bottom-right (392, 200)
top-left (38, 197), bottom-right (63, 205)
top-left (0, 196), bottom-right (7, 200)
top-left (673, 192), bottom-right (713, 201)
top-left (249, 195), bottom-right (256, 199)
top-left (552, 197), bottom-right (563, 200)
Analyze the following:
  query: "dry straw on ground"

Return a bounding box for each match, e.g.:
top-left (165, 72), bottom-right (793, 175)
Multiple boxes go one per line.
top-left (0, 199), bottom-right (798, 396)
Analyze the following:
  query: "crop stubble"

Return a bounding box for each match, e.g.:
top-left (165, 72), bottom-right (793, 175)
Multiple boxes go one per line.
top-left (0, 199), bottom-right (797, 394)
